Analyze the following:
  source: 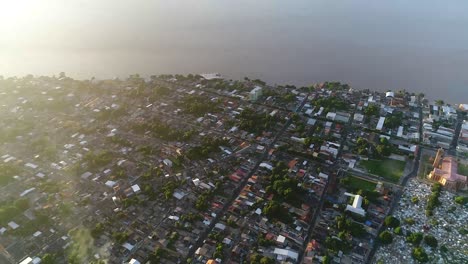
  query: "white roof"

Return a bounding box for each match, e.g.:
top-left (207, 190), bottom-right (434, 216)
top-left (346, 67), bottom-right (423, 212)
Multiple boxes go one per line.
top-left (201, 73), bottom-right (222, 80)
top-left (105, 180), bottom-right (117, 188)
top-left (259, 163), bottom-right (273, 170)
top-left (168, 215), bottom-right (180, 221)
top-left (354, 113), bottom-right (364, 122)
top-left (326, 112), bottom-right (337, 120)
top-left (25, 163), bottom-right (38, 169)
top-left (81, 171), bottom-right (93, 180)
top-left (8, 221), bottom-right (19, 229)
top-left (173, 191), bottom-right (186, 200)
top-left (307, 118), bottom-right (317, 125)
top-left (222, 237), bottom-right (232, 244)
top-left (273, 248), bottom-right (299, 261)
top-left (20, 187), bottom-right (36, 197)
top-left (192, 178), bottom-right (200, 186)
top-left (215, 223), bottom-right (226, 230)
top-left (131, 184), bottom-right (141, 193)
top-left (122, 242), bottom-right (134, 251)
top-left (397, 126), bottom-right (404, 137)
top-left (459, 104), bottom-right (468, 111)
top-left (276, 235), bottom-right (286, 243)
top-left (129, 259), bottom-right (141, 264)
top-left (318, 172), bottom-right (329, 179)
top-left (376, 117), bottom-right (385, 130)
top-left (19, 257), bottom-right (33, 264)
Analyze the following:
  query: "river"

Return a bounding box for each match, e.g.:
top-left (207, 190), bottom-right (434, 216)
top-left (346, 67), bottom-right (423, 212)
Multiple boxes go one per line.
top-left (0, 0), bottom-right (467, 103)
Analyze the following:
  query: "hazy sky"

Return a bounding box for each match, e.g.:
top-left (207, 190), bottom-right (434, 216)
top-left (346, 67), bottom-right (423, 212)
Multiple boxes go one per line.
top-left (1, 0), bottom-right (467, 102)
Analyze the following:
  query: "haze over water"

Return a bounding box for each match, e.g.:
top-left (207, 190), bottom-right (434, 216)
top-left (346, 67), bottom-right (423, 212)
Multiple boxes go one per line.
top-left (1, 0), bottom-right (467, 103)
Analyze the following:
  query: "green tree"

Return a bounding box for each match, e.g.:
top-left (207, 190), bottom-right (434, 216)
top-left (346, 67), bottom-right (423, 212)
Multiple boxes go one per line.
top-left (404, 218), bottom-right (415, 225)
top-left (379, 231), bottom-right (393, 244)
top-left (394, 226), bottom-right (403, 235)
top-left (41, 254), bottom-right (56, 264)
top-left (260, 256), bottom-right (275, 264)
top-left (407, 232), bottom-right (423, 246)
top-left (384, 216), bottom-right (400, 228)
top-left (364, 104), bottom-right (380, 117)
top-left (424, 235), bottom-right (438, 248)
top-left (91, 222), bottom-right (105, 238)
top-left (454, 196), bottom-right (467, 205)
top-left (412, 247), bottom-right (428, 263)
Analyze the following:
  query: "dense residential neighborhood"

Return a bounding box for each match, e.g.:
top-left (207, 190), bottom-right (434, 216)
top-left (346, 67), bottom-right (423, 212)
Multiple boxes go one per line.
top-left (0, 74), bottom-right (466, 264)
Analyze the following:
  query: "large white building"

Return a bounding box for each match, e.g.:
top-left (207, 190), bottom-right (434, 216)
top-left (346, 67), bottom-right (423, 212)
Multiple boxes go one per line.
top-left (344, 192), bottom-right (366, 216)
top-left (249, 86), bottom-right (263, 101)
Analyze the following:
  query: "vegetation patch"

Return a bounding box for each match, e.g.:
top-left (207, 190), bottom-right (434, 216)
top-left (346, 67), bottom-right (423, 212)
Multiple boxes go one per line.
top-left (458, 163), bottom-right (468, 176)
top-left (360, 159), bottom-right (406, 183)
top-left (340, 175), bottom-right (377, 192)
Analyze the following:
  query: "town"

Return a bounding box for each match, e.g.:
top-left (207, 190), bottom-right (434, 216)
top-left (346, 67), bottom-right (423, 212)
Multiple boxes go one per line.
top-left (0, 73), bottom-right (466, 264)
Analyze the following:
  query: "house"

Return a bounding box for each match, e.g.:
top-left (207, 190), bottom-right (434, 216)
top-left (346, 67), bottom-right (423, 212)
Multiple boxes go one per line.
top-left (163, 159), bottom-right (173, 167)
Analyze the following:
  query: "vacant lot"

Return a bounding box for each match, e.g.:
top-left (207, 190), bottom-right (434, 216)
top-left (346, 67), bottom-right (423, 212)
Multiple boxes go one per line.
top-left (360, 159), bottom-right (406, 183)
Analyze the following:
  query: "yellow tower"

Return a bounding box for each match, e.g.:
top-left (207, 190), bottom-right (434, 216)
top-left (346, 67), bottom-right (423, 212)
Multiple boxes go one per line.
top-left (432, 148), bottom-right (444, 168)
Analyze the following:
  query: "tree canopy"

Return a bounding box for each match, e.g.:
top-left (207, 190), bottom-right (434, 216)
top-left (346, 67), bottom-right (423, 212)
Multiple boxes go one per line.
top-left (379, 231), bottom-right (393, 244)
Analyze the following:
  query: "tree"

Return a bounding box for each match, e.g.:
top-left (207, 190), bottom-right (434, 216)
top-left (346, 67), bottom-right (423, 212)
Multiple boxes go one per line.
top-left (91, 222), bottom-right (105, 238)
top-left (411, 196), bottom-right (419, 204)
top-left (394, 226), bottom-right (403, 235)
top-left (379, 231), bottom-right (393, 244)
top-left (41, 254), bottom-right (56, 264)
top-left (112, 231), bottom-right (129, 244)
top-left (412, 247), bottom-right (428, 263)
top-left (435, 100), bottom-right (444, 106)
top-left (364, 104), bottom-right (380, 117)
top-left (454, 196), bottom-right (467, 205)
top-left (260, 257), bottom-right (275, 264)
top-left (406, 232), bottom-right (423, 246)
top-left (384, 216), bottom-right (400, 228)
top-left (424, 235), bottom-right (438, 248)
top-left (404, 218), bottom-right (415, 225)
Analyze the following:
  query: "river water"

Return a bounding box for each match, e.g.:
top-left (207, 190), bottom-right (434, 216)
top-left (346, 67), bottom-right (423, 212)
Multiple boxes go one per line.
top-left (1, 0), bottom-right (467, 103)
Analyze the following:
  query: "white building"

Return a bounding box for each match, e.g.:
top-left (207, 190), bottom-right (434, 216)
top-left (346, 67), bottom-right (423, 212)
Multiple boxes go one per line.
top-left (376, 117), bottom-right (386, 131)
top-left (344, 192), bottom-right (366, 216)
top-left (249, 86), bottom-right (263, 101)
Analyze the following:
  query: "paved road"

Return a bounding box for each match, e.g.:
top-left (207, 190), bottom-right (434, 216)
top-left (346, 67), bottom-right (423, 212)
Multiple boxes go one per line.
top-left (297, 104), bottom-right (357, 263)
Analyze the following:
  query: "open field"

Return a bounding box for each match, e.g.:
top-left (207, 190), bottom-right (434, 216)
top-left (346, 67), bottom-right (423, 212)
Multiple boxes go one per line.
top-left (360, 159), bottom-right (406, 183)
